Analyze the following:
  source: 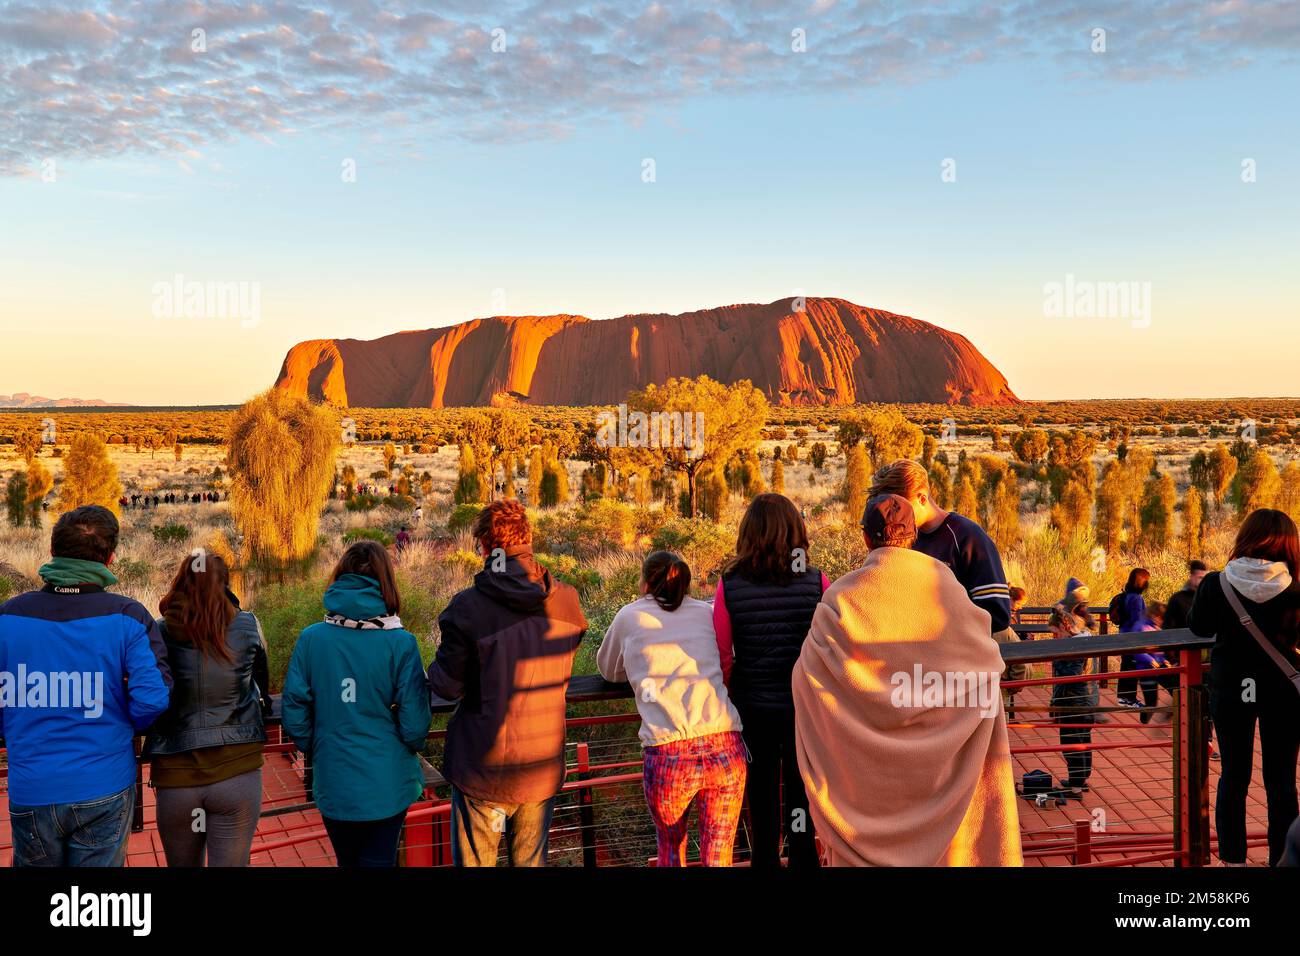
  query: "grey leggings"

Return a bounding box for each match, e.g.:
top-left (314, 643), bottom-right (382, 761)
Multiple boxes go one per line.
top-left (154, 769), bottom-right (263, 867)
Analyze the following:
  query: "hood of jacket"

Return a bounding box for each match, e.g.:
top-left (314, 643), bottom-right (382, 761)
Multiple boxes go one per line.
top-left (1223, 558), bottom-right (1293, 604)
top-left (473, 547), bottom-right (552, 613)
top-left (323, 573), bottom-right (392, 621)
top-left (1062, 577), bottom-right (1090, 604)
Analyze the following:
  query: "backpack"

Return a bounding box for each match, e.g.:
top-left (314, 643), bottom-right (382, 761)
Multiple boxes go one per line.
top-left (1108, 592), bottom-right (1126, 630)
top-left (1020, 769), bottom-right (1053, 797)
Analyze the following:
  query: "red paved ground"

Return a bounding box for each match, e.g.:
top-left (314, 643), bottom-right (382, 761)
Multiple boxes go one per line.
top-left (0, 685), bottom-right (1281, 867)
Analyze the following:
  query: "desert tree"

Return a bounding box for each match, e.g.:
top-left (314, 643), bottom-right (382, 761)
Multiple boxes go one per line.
top-left (527, 447), bottom-right (545, 505)
top-left (226, 389), bottom-right (339, 573)
top-left (842, 444), bottom-right (870, 523)
top-left (59, 433), bottom-right (122, 515)
top-left (1231, 448), bottom-right (1281, 517)
top-left (14, 429), bottom-right (40, 463)
top-left (772, 457), bottom-right (785, 495)
top-left (1094, 461), bottom-right (1127, 553)
top-left (1138, 473), bottom-right (1177, 552)
top-left (953, 475), bottom-right (979, 521)
top-left (5, 471), bottom-right (27, 527)
top-left (1206, 444), bottom-right (1238, 510)
top-left (382, 441), bottom-right (398, 475)
top-left (835, 407), bottom-right (923, 470)
top-left (25, 459), bottom-right (53, 528)
top-left (1050, 478), bottom-right (1092, 544)
top-left (927, 460), bottom-right (952, 510)
top-left (615, 375), bottom-right (767, 518)
top-left (921, 434), bottom-right (937, 468)
top-left (1181, 487), bottom-right (1205, 561)
top-left (810, 441), bottom-right (828, 470)
top-left (454, 443), bottom-right (482, 504)
top-left (1011, 428), bottom-right (1049, 466)
top-left (1278, 461), bottom-right (1300, 525)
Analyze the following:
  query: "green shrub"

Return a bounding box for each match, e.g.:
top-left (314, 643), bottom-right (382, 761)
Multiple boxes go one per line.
top-left (151, 523), bottom-right (192, 544)
top-left (251, 571), bottom-right (443, 690)
top-left (650, 518), bottom-right (734, 582)
top-left (343, 527), bottom-right (394, 547)
top-left (447, 503), bottom-right (481, 536)
top-left (534, 499), bottom-right (636, 559)
top-left (534, 552), bottom-right (602, 598)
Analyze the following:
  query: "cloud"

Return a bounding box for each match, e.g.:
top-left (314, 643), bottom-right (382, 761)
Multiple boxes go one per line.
top-left (1, 0), bottom-right (1296, 174)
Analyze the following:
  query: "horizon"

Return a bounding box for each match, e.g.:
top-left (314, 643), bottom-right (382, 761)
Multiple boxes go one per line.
top-left (2, 1), bottom-right (1297, 405)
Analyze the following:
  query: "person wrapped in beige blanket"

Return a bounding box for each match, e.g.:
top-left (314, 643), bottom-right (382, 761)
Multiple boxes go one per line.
top-left (793, 493), bottom-right (1023, 866)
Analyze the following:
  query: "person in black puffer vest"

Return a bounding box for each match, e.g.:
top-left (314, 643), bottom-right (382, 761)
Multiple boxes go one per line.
top-left (713, 493), bottom-right (825, 868)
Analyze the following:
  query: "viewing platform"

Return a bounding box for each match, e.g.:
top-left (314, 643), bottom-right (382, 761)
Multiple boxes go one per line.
top-left (0, 627), bottom-right (1267, 867)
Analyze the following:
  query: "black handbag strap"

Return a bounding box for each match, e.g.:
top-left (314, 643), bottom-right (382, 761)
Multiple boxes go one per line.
top-left (1219, 574), bottom-right (1300, 696)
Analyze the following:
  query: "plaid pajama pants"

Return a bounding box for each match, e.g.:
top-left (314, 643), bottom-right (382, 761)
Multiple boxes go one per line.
top-left (641, 730), bottom-right (748, 867)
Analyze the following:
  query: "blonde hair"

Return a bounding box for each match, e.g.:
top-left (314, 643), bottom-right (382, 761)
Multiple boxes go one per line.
top-left (869, 459), bottom-right (930, 501)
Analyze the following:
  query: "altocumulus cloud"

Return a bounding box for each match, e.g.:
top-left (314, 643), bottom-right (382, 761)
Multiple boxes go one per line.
top-left (1, 0), bottom-right (1297, 175)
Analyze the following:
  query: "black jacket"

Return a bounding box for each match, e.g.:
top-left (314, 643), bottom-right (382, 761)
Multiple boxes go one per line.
top-left (145, 606), bottom-right (271, 755)
top-left (1164, 586), bottom-right (1196, 630)
top-left (722, 568), bottom-right (823, 713)
top-left (1189, 571), bottom-right (1300, 707)
top-left (429, 548), bottom-right (587, 803)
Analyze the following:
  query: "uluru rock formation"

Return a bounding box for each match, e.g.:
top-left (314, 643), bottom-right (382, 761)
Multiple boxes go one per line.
top-left (273, 297), bottom-right (1019, 408)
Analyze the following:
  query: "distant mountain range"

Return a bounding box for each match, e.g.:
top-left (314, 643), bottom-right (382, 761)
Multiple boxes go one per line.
top-left (0, 392), bottom-right (128, 408)
top-left (274, 296), bottom-right (1020, 408)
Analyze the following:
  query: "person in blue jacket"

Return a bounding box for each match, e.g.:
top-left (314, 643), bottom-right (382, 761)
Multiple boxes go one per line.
top-left (0, 505), bottom-right (172, 867)
top-left (282, 540), bottom-right (431, 867)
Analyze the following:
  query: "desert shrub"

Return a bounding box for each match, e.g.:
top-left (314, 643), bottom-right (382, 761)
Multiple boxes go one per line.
top-left (535, 552), bottom-right (603, 599)
top-left (343, 527), bottom-right (394, 547)
top-left (112, 558), bottom-right (154, 588)
top-left (151, 523), bottom-right (192, 544)
top-left (447, 503), bottom-right (481, 536)
top-left (534, 499), bottom-right (637, 559)
top-left (345, 493), bottom-right (381, 512)
top-left (381, 494), bottom-right (416, 512)
top-left (808, 522), bottom-right (866, 583)
top-left (441, 549), bottom-right (483, 577)
top-left (650, 517), bottom-right (734, 582)
top-left (254, 571), bottom-right (442, 689)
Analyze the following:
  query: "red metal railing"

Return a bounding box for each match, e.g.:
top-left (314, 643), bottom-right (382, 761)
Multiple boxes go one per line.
top-left (0, 627), bottom-right (1222, 867)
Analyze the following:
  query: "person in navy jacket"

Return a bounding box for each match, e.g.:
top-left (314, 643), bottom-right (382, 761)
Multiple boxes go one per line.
top-left (0, 505), bottom-right (171, 866)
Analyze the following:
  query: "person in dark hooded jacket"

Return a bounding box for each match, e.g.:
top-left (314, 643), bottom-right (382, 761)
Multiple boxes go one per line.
top-left (428, 500), bottom-right (587, 866)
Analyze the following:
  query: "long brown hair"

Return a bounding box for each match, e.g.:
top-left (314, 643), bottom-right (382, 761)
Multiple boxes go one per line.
top-left (1231, 508), bottom-right (1300, 580)
top-left (159, 552), bottom-right (238, 662)
top-left (332, 540), bottom-right (401, 615)
top-left (724, 492), bottom-right (811, 585)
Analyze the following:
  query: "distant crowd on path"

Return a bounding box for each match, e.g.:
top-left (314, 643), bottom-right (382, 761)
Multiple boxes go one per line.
top-left (118, 490), bottom-right (226, 509)
top-left (2, 456), bottom-right (1299, 869)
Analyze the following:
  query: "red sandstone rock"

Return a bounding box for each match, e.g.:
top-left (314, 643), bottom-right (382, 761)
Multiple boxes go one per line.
top-left (273, 297), bottom-right (1018, 407)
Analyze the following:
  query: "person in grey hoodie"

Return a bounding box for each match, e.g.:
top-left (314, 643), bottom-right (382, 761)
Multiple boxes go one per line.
top-left (1189, 508), bottom-right (1300, 866)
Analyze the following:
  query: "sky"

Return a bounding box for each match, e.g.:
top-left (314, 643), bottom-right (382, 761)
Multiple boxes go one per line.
top-left (0, 0), bottom-right (1297, 406)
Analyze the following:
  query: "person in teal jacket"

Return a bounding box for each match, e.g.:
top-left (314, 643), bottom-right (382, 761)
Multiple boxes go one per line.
top-left (282, 541), bottom-right (431, 867)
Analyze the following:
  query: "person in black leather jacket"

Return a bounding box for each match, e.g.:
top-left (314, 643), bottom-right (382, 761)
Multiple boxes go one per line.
top-left (146, 553), bottom-right (271, 866)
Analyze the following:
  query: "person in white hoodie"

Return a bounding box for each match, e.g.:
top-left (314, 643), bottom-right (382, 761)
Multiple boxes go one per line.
top-left (597, 550), bottom-right (746, 867)
top-left (1189, 508), bottom-right (1300, 866)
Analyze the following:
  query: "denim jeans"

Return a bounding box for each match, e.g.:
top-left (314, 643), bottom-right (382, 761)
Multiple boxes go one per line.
top-left (9, 784), bottom-right (135, 867)
top-left (449, 788), bottom-right (553, 867)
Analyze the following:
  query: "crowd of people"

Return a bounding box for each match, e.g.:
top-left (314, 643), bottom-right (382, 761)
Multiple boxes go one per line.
top-left (2, 455), bottom-right (1299, 869)
top-left (118, 490), bottom-right (227, 509)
